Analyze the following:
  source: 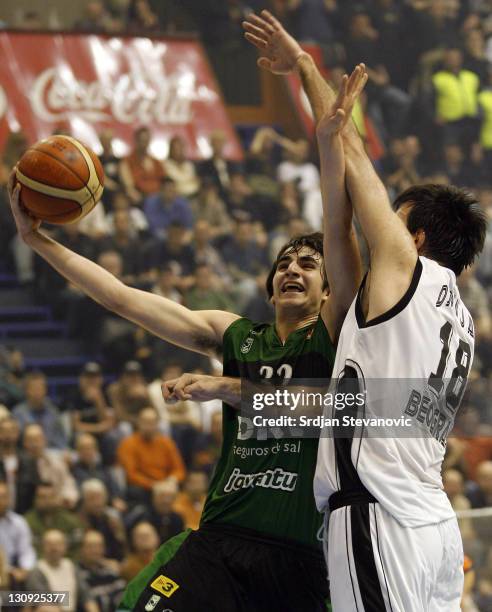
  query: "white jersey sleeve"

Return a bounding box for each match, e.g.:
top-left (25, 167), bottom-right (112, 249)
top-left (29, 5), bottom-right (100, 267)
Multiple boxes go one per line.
top-left (314, 257), bottom-right (475, 527)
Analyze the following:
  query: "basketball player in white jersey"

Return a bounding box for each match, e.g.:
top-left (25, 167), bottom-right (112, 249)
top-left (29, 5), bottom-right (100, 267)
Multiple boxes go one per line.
top-left (312, 67), bottom-right (486, 612)
top-left (242, 11), bottom-right (487, 612)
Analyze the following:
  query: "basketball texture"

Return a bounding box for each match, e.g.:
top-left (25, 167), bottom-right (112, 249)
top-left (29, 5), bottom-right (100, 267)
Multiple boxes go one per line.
top-left (15, 135), bottom-right (104, 224)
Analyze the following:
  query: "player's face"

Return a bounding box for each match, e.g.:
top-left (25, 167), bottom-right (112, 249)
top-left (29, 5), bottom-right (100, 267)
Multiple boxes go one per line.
top-left (271, 247), bottom-right (327, 311)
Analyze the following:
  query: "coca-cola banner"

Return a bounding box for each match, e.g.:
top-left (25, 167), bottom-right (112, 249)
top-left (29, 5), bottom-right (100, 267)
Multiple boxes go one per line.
top-left (0, 32), bottom-right (243, 160)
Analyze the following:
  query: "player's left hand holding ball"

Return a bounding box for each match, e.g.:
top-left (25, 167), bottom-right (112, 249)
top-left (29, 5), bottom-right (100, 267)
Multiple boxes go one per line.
top-left (8, 169), bottom-right (41, 242)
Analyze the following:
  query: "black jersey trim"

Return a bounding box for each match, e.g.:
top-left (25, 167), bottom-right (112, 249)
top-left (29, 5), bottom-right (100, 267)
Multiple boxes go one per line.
top-left (345, 507), bottom-right (360, 612)
top-left (355, 258), bottom-right (423, 328)
top-left (351, 504), bottom-right (387, 611)
top-left (373, 505), bottom-right (394, 612)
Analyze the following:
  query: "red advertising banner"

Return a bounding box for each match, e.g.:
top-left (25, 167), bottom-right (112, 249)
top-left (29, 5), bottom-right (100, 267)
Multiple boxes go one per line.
top-left (0, 32), bottom-right (243, 160)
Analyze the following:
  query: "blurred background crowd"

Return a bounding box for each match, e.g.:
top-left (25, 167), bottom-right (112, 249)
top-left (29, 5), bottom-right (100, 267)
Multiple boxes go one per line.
top-left (0, 1), bottom-right (491, 611)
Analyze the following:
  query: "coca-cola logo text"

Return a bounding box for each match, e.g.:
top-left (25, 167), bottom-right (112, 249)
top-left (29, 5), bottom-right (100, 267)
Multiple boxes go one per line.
top-left (30, 66), bottom-right (201, 125)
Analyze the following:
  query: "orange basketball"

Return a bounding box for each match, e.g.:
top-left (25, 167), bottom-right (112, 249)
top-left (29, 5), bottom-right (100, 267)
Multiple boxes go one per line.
top-left (15, 135), bottom-right (104, 225)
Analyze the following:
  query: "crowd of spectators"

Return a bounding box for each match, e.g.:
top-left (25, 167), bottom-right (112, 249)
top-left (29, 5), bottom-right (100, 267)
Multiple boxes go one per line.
top-left (0, 0), bottom-right (491, 609)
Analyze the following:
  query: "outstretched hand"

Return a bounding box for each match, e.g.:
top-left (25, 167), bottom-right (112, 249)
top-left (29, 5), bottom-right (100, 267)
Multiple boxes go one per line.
top-left (162, 373), bottom-right (224, 404)
top-left (7, 169), bottom-right (41, 241)
top-left (242, 10), bottom-right (306, 74)
top-left (317, 64), bottom-right (368, 138)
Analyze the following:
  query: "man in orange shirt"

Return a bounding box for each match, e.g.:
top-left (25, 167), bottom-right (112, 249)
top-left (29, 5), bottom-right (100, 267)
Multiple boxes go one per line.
top-left (119, 127), bottom-right (164, 205)
top-left (117, 407), bottom-right (185, 503)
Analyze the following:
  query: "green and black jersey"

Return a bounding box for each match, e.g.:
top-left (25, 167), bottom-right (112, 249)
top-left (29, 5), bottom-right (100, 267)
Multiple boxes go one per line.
top-left (201, 315), bottom-right (336, 551)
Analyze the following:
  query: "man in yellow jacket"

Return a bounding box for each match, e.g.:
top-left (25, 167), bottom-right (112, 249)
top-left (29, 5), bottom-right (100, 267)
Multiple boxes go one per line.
top-left (432, 47), bottom-right (480, 149)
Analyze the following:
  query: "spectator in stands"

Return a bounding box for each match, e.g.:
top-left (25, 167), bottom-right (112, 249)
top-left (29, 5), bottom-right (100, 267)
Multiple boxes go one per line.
top-left (0, 185), bottom-right (17, 276)
top-left (344, 10), bottom-right (412, 137)
top-left (77, 530), bottom-right (126, 612)
top-left (463, 27), bottom-right (490, 85)
top-left (120, 521), bottom-right (159, 582)
top-left (478, 66), bottom-right (492, 174)
top-left (269, 215), bottom-right (308, 263)
top-left (25, 530), bottom-right (98, 612)
top-left (185, 263), bottom-right (234, 312)
top-left (0, 131), bottom-right (28, 187)
top-left (173, 470), bottom-right (208, 530)
top-left (127, 0), bottom-right (162, 34)
top-left (150, 263), bottom-right (183, 304)
top-left (405, 0), bottom-right (460, 62)
top-left (386, 152), bottom-right (422, 197)
top-left (442, 143), bottom-right (481, 187)
top-left (125, 479), bottom-right (184, 541)
top-left (0, 545), bottom-right (8, 589)
top-left (119, 126), bottom-right (164, 205)
top-left (283, 0), bottom-right (340, 47)
top-left (64, 362), bottom-right (113, 442)
top-left (467, 461), bottom-right (492, 508)
top-left (117, 407), bottom-right (186, 503)
top-left (369, 0), bottom-right (407, 88)
top-left (192, 220), bottom-right (231, 283)
top-left (78, 200), bottom-right (108, 241)
top-left (73, 0), bottom-right (112, 32)
top-left (0, 346), bottom-right (25, 409)
top-left (222, 218), bottom-right (269, 310)
top-left (190, 178), bottom-right (233, 238)
top-left (96, 209), bottom-right (145, 283)
top-left (150, 222), bottom-right (196, 281)
top-left (0, 480), bottom-right (36, 586)
top-left (24, 482), bottom-right (84, 558)
top-left (105, 191), bottom-right (149, 237)
top-left (78, 479), bottom-right (126, 561)
top-left (108, 361), bottom-right (151, 432)
top-left (22, 425), bottom-right (79, 508)
top-left (458, 266), bottom-right (492, 338)
top-left (0, 417), bottom-right (19, 504)
top-left (224, 172), bottom-right (262, 224)
top-left (199, 130), bottom-right (238, 197)
top-left (431, 47), bottom-right (481, 149)
top-left (98, 128), bottom-right (121, 211)
top-left (163, 135), bottom-right (200, 197)
top-left (443, 468), bottom-right (476, 547)
top-left (71, 434), bottom-right (124, 508)
top-left (192, 410), bottom-right (223, 477)
top-left (12, 371), bottom-right (67, 450)
top-left (144, 177), bottom-right (194, 239)
top-left (276, 140), bottom-right (323, 229)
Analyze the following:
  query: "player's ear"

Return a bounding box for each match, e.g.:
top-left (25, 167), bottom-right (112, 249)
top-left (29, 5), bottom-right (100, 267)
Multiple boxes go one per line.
top-left (414, 229), bottom-right (426, 252)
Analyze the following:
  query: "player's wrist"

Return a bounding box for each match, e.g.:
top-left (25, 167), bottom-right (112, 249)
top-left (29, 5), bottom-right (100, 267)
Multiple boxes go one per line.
top-left (294, 51), bottom-right (313, 73)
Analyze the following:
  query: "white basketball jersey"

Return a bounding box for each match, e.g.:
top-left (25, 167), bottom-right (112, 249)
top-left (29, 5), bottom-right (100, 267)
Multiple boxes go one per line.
top-left (314, 257), bottom-right (475, 527)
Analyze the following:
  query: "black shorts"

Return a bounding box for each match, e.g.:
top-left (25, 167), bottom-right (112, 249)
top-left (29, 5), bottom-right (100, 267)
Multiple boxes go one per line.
top-left (122, 523), bottom-right (330, 612)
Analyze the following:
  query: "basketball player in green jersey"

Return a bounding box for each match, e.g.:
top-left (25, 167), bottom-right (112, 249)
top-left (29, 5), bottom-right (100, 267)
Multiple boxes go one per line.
top-left (7, 43), bottom-right (367, 612)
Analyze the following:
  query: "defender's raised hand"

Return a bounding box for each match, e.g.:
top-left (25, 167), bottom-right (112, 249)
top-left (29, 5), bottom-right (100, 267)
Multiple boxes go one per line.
top-left (317, 64), bottom-right (368, 138)
top-left (242, 10), bottom-right (306, 74)
top-left (8, 169), bottom-right (41, 241)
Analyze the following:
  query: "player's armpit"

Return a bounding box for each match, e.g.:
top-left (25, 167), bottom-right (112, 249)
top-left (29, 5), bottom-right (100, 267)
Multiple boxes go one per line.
top-left (112, 286), bottom-right (240, 357)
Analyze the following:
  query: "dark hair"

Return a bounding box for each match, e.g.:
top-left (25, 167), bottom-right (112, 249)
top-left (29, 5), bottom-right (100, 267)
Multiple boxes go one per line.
top-left (392, 184), bottom-right (486, 276)
top-left (266, 232), bottom-right (327, 298)
top-left (24, 370), bottom-right (46, 383)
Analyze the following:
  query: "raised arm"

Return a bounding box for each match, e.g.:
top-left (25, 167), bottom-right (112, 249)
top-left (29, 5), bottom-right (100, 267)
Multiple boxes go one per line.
top-left (243, 10), bottom-right (362, 338)
top-left (316, 70), bottom-right (366, 336)
top-left (8, 175), bottom-right (239, 356)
